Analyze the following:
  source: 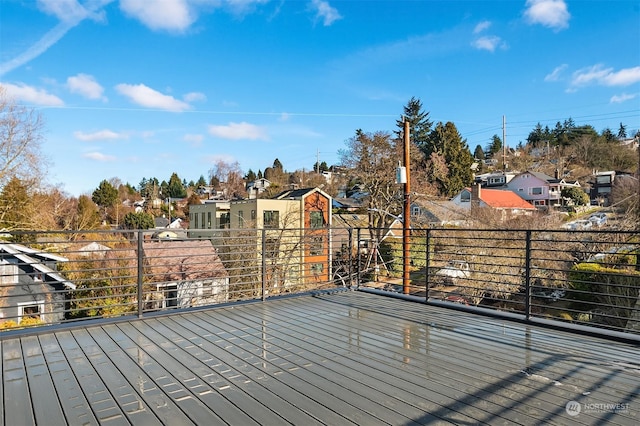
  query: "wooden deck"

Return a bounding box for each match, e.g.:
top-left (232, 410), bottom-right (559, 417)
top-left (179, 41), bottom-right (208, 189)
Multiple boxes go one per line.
top-left (1, 290), bottom-right (638, 425)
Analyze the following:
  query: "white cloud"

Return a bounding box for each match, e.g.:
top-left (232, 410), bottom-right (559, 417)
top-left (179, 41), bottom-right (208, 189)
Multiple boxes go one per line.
top-left (183, 133), bottom-right (204, 146)
top-left (183, 91), bottom-right (207, 102)
top-left (83, 152), bottom-right (116, 161)
top-left (120, 0), bottom-right (195, 32)
top-left (610, 93), bottom-right (638, 104)
top-left (0, 0), bottom-right (111, 76)
top-left (66, 73), bottom-right (105, 100)
top-left (524, 0), bottom-right (570, 31)
top-left (74, 129), bottom-right (127, 141)
top-left (471, 36), bottom-right (504, 52)
top-left (279, 112), bottom-right (291, 122)
top-left (204, 153), bottom-right (237, 164)
top-left (37, 0), bottom-right (108, 23)
top-left (570, 65), bottom-right (640, 89)
top-left (310, 0), bottom-right (342, 26)
top-left (1, 82), bottom-right (64, 106)
top-left (208, 122), bottom-right (268, 140)
top-left (473, 21), bottom-right (491, 34)
top-left (115, 83), bottom-right (191, 111)
top-left (544, 64), bottom-right (568, 82)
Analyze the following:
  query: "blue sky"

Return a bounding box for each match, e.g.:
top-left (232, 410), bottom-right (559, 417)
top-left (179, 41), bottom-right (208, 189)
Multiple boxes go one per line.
top-left (1, 0), bottom-right (639, 197)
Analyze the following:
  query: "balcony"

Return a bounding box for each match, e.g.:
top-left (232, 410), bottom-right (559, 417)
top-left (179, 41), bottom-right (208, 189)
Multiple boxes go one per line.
top-left (1, 228), bottom-right (638, 424)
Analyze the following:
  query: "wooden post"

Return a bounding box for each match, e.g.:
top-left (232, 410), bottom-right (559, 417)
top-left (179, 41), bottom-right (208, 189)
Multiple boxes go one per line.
top-left (403, 119), bottom-right (411, 294)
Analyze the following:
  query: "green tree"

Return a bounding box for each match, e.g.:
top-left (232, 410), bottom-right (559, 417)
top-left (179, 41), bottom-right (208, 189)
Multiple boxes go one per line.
top-left (617, 123), bottom-right (627, 139)
top-left (167, 173), bottom-right (186, 198)
top-left (473, 145), bottom-right (485, 160)
top-left (196, 175), bottom-right (207, 187)
top-left (75, 195), bottom-right (101, 230)
top-left (92, 179), bottom-right (118, 210)
top-left (424, 122), bottom-right (474, 197)
top-left (395, 97), bottom-right (433, 154)
top-left (123, 211), bottom-right (155, 229)
top-left (245, 169), bottom-right (257, 182)
top-left (273, 158), bottom-right (283, 171)
top-left (0, 177), bottom-right (33, 232)
top-left (561, 187), bottom-right (589, 206)
top-left (486, 135), bottom-right (502, 157)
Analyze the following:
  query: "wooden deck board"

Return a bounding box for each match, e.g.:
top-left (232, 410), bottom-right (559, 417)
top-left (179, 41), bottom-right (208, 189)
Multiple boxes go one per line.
top-left (1, 290), bottom-right (638, 426)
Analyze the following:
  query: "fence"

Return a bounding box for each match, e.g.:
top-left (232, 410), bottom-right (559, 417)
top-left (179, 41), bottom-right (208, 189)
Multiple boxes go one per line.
top-left (0, 227), bottom-right (639, 339)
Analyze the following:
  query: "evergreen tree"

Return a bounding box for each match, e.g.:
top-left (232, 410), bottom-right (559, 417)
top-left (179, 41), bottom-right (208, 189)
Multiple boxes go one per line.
top-left (75, 195), bottom-right (101, 230)
top-left (123, 211), bottom-right (155, 230)
top-left (196, 175), bottom-right (207, 187)
top-left (273, 158), bottom-right (283, 171)
top-left (245, 169), bottom-right (257, 182)
top-left (395, 97), bottom-right (432, 153)
top-left (617, 123), bottom-right (627, 139)
top-left (167, 173), bottom-right (186, 198)
top-left (486, 135), bottom-right (502, 157)
top-left (473, 145), bottom-right (485, 160)
top-left (92, 180), bottom-right (118, 210)
top-left (425, 122), bottom-right (474, 197)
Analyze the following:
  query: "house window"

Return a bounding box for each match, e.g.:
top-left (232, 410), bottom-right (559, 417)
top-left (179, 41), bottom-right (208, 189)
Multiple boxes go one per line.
top-left (193, 213), bottom-right (198, 229)
top-left (460, 191), bottom-right (471, 202)
top-left (596, 175), bottom-right (612, 184)
top-left (310, 263), bottom-right (324, 276)
top-left (18, 301), bottom-right (44, 323)
top-left (156, 284), bottom-right (178, 308)
top-left (309, 236), bottom-right (324, 256)
top-left (310, 211), bottom-right (324, 228)
top-left (238, 210), bottom-right (244, 228)
top-left (251, 210), bottom-right (256, 221)
top-left (264, 210), bottom-right (279, 228)
top-left (533, 200), bottom-right (546, 206)
top-left (201, 213), bottom-right (206, 229)
top-left (411, 206), bottom-right (420, 216)
top-left (207, 212), bottom-right (212, 228)
top-left (220, 213), bottom-right (230, 229)
top-left (530, 187), bottom-right (544, 195)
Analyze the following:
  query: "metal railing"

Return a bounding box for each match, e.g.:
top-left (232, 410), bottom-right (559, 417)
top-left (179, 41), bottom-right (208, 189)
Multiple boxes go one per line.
top-left (1, 227), bottom-right (639, 340)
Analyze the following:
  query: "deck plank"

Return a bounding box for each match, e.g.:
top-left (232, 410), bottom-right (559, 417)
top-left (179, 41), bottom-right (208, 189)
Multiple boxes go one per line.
top-left (2, 338), bottom-right (35, 426)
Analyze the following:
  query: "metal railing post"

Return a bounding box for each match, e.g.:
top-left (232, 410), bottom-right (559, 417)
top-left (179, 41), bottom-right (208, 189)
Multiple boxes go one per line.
top-left (137, 230), bottom-right (144, 318)
top-left (347, 227), bottom-right (353, 288)
top-left (261, 228), bottom-right (267, 301)
top-left (524, 230), bottom-right (532, 321)
top-left (425, 228), bottom-right (431, 301)
top-left (356, 228), bottom-right (361, 288)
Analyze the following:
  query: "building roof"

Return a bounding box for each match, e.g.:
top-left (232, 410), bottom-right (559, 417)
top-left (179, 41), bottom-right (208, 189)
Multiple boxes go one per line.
top-left (0, 243), bottom-right (75, 289)
top-left (332, 213), bottom-right (369, 228)
top-left (142, 240), bottom-right (228, 282)
top-left (273, 187), bottom-right (328, 200)
top-left (478, 188), bottom-right (536, 210)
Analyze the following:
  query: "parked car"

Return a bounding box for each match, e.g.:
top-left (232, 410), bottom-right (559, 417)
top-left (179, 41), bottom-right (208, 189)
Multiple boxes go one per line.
top-left (588, 213), bottom-right (607, 227)
top-left (434, 260), bottom-right (470, 286)
top-left (563, 220), bottom-right (593, 231)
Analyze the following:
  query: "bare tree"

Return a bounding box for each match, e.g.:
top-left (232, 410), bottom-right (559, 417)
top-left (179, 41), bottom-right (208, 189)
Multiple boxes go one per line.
top-left (208, 160), bottom-right (247, 199)
top-left (0, 86), bottom-right (47, 189)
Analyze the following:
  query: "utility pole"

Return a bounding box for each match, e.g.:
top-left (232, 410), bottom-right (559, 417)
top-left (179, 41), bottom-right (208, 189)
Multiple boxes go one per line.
top-left (502, 115), bottom-right (507, 171)
top-left (316, 149), bottom-right (320, 174)
top-left (403, 118), bottom-right (411, 295)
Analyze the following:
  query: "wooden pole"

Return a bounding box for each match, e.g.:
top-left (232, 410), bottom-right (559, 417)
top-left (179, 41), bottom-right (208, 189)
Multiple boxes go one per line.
top-left (403, 119), bottom-right (411, 294)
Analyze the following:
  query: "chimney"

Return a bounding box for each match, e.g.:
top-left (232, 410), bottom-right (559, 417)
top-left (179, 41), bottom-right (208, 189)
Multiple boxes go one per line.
top-left (471, 183), bottom-right (481, 212)
top-left (555, 168), bottom-right (560, 179)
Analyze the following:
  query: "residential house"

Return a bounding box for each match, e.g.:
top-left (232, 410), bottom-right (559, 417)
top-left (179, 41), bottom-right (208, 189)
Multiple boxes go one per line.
top-left (505, 171), bottom-right (580, 208)
top-left (188, 200), bottom-right (231, 237)
top-left (228, 187), bottom-right (332, 289)
top-left (0, 243), bottom-right (75, 325)
top-left (410, 199), bottom-right (469, 227)
top-left (246, 178), bottom-right (271, 199)
top-left (142, 240), bottom-right (229, 309)
top-left (588, 170), bottom-right (635, 206)
top-left (452, 185), bottom-right (536, 221)
top-left (474, 172), bottom-right (516, 188)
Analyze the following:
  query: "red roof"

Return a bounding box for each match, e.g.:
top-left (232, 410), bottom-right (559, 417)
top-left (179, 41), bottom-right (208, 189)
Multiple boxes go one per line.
top-left (478, 188), bottom-right (536, 210)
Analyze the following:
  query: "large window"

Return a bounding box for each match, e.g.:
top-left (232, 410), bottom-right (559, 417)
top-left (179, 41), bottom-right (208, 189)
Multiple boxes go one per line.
top-left (530, 187), bottom-right (544, 195)
top-left (264, 210), bottom-right (279, 228)
top-left (310, 211), bottom-right (324, 228)
top-left (238, 210), bottom-right (244, 228)
top-left (18, 301), bottom-right (44, 323)
top-left (460, 191), bottom-right (471, 202)
top-left (309, 236), bottom-right (324, 256)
